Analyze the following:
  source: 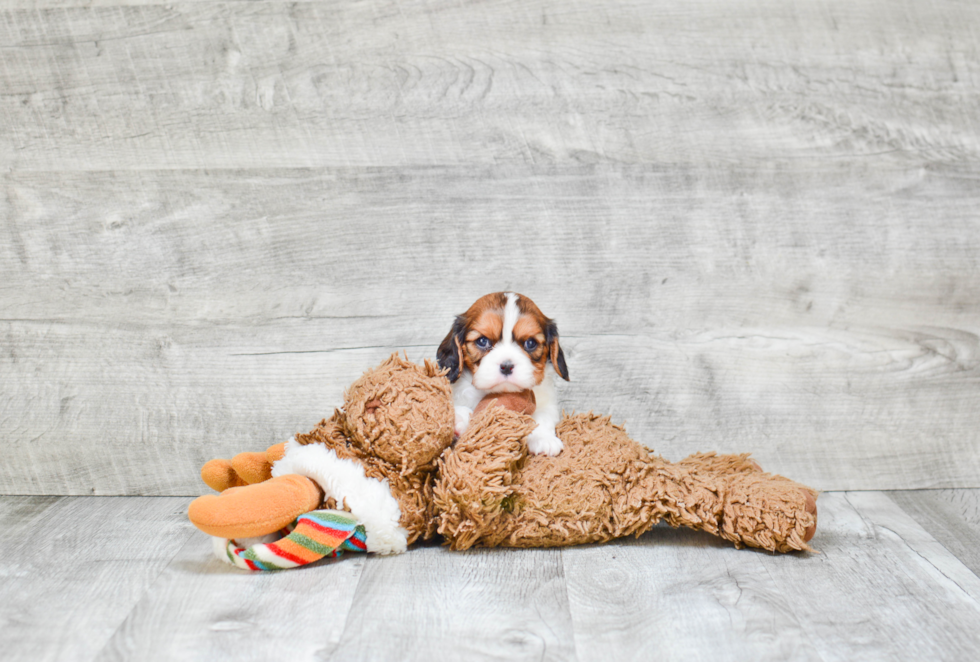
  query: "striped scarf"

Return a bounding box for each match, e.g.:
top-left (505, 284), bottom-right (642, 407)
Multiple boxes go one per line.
top-left (217, 509), bottom-right (367, 571)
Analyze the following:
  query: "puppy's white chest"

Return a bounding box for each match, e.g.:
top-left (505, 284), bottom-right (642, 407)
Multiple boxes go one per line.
top-left (452, 372), bottom-right (484, 410)
top-left (452, 368), bottom-right (564, 457)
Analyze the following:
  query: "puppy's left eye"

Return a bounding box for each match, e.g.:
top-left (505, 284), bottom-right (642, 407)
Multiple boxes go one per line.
top-left (523, 338), bottom-right (538, 352)
top-left (475, 336), bottom-right (491, 350)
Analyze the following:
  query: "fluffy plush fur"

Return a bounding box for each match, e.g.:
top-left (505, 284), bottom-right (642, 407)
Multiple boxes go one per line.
top-left (435, 407), bottom-right (817, 552)
top-left (188, 354), bottom-right (818, 560)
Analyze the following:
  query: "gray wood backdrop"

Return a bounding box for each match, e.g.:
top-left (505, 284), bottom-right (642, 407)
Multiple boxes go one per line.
top-left (2, 0), bottom-right (978, 495)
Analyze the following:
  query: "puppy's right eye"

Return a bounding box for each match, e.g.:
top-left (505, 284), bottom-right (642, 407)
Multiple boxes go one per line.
top-left (475, 336), bottom-right (491, 350)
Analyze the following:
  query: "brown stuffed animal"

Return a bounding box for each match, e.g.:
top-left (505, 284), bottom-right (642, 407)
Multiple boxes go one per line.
top-left (435, 406), bottom-right (816, 552)
top-left (188, 354), bottom-right (817, 558)
top-left (189, 354), bottom-right (455, 553)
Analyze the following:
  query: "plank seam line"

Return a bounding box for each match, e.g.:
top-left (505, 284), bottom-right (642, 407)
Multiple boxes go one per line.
top-left (90, 503), bottom-right (202, 660)
top-left (331, 556), bottom-right (374, 650)
top-left (554, 548), bottom-right (582, 662)
top-left (847, 493), bottom-right (980, 604)
top-left (753, 549), bottom-right (831, 661)
top-left (879, 522), bottom-right (980, 602)
top-left (229, 343), bottom-right (432, 356)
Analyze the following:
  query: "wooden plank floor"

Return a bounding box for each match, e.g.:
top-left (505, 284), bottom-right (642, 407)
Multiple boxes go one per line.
top-left (3, 491), bottom-right (980, 661)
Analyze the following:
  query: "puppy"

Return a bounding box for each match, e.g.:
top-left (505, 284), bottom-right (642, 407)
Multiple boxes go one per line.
top-left (437, 292), bottom-right (569, 456)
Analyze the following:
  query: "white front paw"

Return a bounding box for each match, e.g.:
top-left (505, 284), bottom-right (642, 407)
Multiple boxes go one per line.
top-left (526, 425), bottom-right (564, 456)
top-left (454, 406), bottom-right (472, 438)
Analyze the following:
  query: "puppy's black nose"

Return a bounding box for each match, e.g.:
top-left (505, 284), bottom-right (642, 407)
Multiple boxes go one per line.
top-left (500, 361), bottom-right (514, 376)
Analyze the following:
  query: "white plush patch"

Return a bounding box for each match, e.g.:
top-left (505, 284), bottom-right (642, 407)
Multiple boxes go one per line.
top-left (212, 535), bottom-right (234, 565)
top-left (271, 438), bottom-right (408, 555)
top-left (211, 532), bottom-right (282, 565)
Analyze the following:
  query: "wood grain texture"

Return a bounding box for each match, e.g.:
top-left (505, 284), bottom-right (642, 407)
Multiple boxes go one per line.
top-left (3, 0), bottom-right (980, 494)
top-left (2, 164), bottom-right (978, 493)
top-left (3, 493), bottom-right (980, 660)
top-left (889, 489), bottom-right (980, 579)
top-left (564, 530), bottom-right (822, 661)
top-left (330, 543), bottom-right (577, 661)
top-left (564, 491), bottom-right (980, 662)
top-left (0, 496), bottom-right (196, 662)
top-left (2, 0), bottom-right (979, 170)
top-left (94, 532), bottom-right (366, 662)
top-left (5, 0), bottom-right (980, 653)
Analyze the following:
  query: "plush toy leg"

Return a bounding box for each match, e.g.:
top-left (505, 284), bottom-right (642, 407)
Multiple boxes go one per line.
top-left (434, 406), bottom-right (536, 550)
top-left (214, 509), bottom-right (367, 571)
top-left (717, 473), bottom-right (817, 551)
top-left (188, 474), bottom-right (324, 539)
top-left (652, 461), bottom-right (818, 552)
top-left (436, 408), bottom-right (818, 553)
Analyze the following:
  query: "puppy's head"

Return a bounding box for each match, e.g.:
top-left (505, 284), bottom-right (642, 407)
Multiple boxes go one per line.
top-left (437, 292), bottom-right (569, 391)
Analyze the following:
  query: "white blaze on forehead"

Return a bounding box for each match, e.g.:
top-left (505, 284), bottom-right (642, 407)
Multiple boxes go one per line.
top-left (470, 292), bottom-right (539, 392)
top-left (502, 292), bottom-right (519, 343)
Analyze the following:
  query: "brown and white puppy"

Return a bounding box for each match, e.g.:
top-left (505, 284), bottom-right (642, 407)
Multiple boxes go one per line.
top-left (437, 292), bottom-right (569, 456)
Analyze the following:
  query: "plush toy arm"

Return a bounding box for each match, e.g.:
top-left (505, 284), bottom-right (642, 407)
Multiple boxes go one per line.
top-left (716, 472), bottom-right (818, 552)
top-left (434, 406), bottom-right (537, 550)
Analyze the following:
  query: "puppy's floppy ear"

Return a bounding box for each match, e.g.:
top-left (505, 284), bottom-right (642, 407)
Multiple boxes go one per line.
top-left (437, 316), bottom-right (466, 382)
top-left (544, 321), bottom-right (569, 381)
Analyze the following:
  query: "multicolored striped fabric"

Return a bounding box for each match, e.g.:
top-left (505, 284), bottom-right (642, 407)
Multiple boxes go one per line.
top-left (219, 509), bottom-right (367, 571)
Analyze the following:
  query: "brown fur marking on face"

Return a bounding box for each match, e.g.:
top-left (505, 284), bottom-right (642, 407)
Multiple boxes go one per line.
top-left (461, 311), bottom-right (503, 373)
top-left (456, 293), bottom-right (509, 374)
top-left (453, 292), bottom-right (562, 385)
top-left (511, 315), bottom-right (547, 382)
top-left (513, 292), bottom-right (568, 381)
top-left (512, 316), bottom-right (546, 350)
top-left (466, 310), bottom-right (504, 344)
top-left (514, 294), bottom-right (549, 320)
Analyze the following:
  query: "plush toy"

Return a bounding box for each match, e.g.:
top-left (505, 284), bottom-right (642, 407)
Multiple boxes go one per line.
top-left (190, 355), bottom-right (455, 557)
top-left (188, 354), bottom-right (817, 569)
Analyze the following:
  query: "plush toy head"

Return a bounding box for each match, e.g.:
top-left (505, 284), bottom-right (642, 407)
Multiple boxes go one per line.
top-left (271, 353), bottom-right (456, 551)
top-left (340, 354), bottom-right (455, 473)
